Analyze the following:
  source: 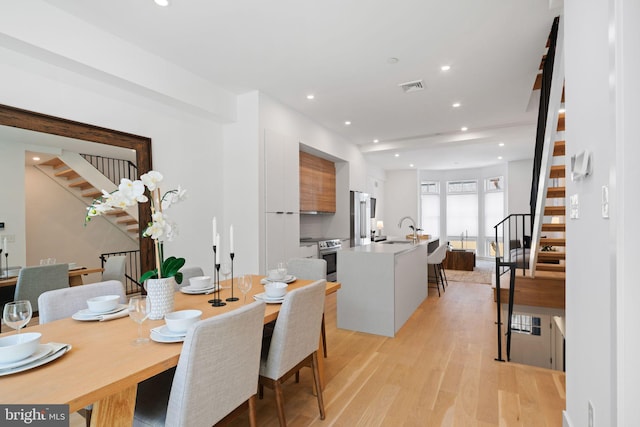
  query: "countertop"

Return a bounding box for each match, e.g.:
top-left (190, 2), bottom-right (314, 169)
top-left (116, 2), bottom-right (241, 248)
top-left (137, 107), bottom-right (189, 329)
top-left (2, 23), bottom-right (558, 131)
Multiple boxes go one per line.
top-left (341, 237), bottom-right (438, 256)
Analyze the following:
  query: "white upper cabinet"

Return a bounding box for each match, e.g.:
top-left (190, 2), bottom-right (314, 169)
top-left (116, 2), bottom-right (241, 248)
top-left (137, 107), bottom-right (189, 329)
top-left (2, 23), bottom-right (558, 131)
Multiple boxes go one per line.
top-left (264, 129), bottom-right (299, 213)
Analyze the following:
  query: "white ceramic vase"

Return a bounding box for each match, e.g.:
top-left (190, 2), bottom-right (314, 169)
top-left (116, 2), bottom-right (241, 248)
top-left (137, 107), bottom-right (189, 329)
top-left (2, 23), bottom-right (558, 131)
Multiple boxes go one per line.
top-left (145, 277), bottom-right (176, 320)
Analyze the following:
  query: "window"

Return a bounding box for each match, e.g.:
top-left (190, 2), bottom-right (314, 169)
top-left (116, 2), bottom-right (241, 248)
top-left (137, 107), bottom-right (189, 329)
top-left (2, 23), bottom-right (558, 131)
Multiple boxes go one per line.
top-left (421, 182), bottom-right (440, 236)
top-left (484, 176), bottom-right (504, 256)
top-left (446, 180), bottom-right (478, 249)
top-left (511, 314), bottom-right (542, 336)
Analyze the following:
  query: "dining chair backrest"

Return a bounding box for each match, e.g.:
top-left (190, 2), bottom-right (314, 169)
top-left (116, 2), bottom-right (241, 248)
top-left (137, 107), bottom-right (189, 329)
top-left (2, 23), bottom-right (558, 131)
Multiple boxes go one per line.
top-left (14, 264), bottom-right (69, 313)
top-left (101, 256), bottom-right (126, 286)
top-left (177, 266), bottom-right (204, 289)
top-left (261, 279), bottom-right (326, 380)
top-left (134, 300), bottom-right (266, 427)
top-left (286, 258), bottom-right (327, 281)
top-left (38, 280), bottom-right (127, 324)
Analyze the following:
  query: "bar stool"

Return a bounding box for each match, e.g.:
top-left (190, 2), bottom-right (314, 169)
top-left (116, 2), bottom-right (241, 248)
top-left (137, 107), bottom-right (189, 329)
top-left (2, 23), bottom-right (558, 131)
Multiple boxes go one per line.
top-left (427, 244), bottom-right (447, 296)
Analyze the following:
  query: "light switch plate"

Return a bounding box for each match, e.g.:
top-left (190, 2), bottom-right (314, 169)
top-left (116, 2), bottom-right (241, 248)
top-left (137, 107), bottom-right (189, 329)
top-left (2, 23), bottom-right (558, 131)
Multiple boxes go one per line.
top-left (570, 194), bottom-right (579, 219)
top-left (601, 185), bottom-right (609, 219)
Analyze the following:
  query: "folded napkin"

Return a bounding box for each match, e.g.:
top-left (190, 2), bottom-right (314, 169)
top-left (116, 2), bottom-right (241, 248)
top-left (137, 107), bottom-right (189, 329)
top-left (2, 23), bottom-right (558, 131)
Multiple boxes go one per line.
top-left (99, 309), bottom-right (129, 321)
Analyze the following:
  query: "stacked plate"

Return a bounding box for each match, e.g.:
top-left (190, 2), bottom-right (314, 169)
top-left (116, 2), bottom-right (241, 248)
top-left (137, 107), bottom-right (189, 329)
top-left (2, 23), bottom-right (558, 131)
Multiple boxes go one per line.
top-left (260, 275), bottom-right (296, 285)
top-left (150, 326), bottom-right (186, 343)
top-left (179, 284), bottom-right (217, 295)
top-left (253, 292), bottom-right (285, 304)
top-left (0, 343), bottom-right (72, 376)
top-left (72, 304), bottom-right (128, 321)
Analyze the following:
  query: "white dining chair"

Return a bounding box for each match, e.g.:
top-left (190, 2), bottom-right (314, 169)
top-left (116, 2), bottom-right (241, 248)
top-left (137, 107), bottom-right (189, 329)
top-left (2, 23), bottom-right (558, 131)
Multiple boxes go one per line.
top-left (134, 300), bottom-right (266, 427)
top-left (14, 264), bottom-right (69, 314)
top-left (101, 255), bottom-right (126, 287)
top-left (286, 258), bottom-right (328, 357)
top-left (38, 280), bottom-right (126, 427)
top-left (258, 279), bottom-right (327, 426)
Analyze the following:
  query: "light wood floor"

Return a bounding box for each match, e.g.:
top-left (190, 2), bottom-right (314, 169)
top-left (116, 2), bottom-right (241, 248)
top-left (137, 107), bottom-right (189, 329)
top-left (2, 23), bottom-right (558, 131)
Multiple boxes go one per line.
top-left (69, 280), bottom-right (565, 426)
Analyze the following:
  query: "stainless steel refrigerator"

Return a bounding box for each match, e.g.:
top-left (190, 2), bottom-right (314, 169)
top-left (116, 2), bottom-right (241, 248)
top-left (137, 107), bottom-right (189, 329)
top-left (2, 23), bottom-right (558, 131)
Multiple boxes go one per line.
top-left (350, 190), bottom-right (372, 247)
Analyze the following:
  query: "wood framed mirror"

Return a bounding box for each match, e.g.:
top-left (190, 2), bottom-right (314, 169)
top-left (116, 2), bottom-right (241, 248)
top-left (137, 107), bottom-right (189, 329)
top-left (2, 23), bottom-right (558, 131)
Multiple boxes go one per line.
top-left (0, 103), bottom-right (154, 277)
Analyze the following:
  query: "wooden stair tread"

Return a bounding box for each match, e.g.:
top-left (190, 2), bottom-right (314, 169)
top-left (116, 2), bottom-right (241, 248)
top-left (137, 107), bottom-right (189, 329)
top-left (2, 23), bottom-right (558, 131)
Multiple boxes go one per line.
top-left (39, 158), bottom-right (64, 168)
top-left (82, 190), bottom-right (103, 199)
top-left (540, 238), bottom-right (566, 246)
top-left (536, 263), bottom-right (566, 272)
top-left (493, 272), bottom-right (565, 309)
top-left (541, 223), bottom-right (565, 232)
top-left (54, 169), bottom-right (79, 179)
top-left (557, 113), bottom-right (565, 131)
top-left (544, 206), bottom-right (565, 216)
top-left (68, 180), bottom-right (93, 190)
top-left (547, 187), bottom-right (565, 198)
top-left (117, 218), bottom-right (138, 225)
top-left (106, 210), bottom-right (128, 217)
top-left (553, 140), bottom-right (565, 156)
top-left (537, 251), bottom-right (565, 261)
top-left (550, 165), bottom-right (565, 178)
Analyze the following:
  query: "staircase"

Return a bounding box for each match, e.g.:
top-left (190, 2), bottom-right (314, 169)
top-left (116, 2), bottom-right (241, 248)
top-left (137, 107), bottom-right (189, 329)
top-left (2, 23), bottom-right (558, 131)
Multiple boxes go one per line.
top-left (37, 153), bottom-right (140, 239)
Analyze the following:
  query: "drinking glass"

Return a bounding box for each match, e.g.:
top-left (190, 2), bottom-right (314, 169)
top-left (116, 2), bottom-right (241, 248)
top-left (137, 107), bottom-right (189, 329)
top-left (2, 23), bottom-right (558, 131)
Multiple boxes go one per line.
top-left (128, 296), bottom-right (150, 345)
top-left (3, 300), bottom-right (33, 334)
top-left (237, 274), bottom-right (253, 304)
top-left (220, 261), bottom-right (232, 289)
top-left (277, 262), bottom-right (287, 280)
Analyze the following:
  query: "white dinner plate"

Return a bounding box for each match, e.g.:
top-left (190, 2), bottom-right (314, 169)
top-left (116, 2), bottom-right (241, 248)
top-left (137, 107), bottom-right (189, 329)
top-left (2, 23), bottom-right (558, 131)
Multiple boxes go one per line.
top-left (253, 292), bottom-right (285, 304)
top-left (72, 304), bottom-right (127, 320)
top-left (0, 344), bottom-right (54, 370)
top-left (179, 284), bottom-right (217, 294)
top-left (0, 343), bottom-right (71, 376)
top-left (151, 331), bottom-right (185, 343)
top-left (261, 275), bottom-right (296, 284)
top-left (151, 325), bottom-right (187, 338)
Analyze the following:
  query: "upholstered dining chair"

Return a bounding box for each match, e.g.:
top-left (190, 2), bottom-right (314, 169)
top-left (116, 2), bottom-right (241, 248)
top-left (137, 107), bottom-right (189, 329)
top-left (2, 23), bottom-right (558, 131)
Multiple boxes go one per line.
top-left (14, 264), bottom-right (69, 314)
top-left (101, 255), bottom-right (126, 287)
top-left (427, 244), bottom-right (448, 297)
top-left (134, 300), bottom-right (266, 427)
top-left (38, 280), bottom-right (126, 427)
top-left (258, 279), bottom-right (327, 427)
top-left (286, 258), bottom-right (328, 357)
top-left (176, 266), bottom-right (204, 289)
top-left (38, 280), bottom-right (126, 324)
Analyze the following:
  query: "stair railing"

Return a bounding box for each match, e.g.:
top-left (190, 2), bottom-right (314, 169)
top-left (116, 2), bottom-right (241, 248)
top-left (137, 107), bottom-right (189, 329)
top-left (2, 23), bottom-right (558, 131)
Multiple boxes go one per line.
top-left (100, 250), bottom-right (141, 295)
top-left (80, 154), bottom-right (138, 186)
top-left (493, 213), bottom-right (532, 277)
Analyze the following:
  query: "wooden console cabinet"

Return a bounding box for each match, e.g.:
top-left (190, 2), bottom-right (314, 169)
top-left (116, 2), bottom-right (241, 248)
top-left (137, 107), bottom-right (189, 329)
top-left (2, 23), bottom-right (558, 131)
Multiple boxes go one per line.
top-left (443, 250), bottom-right (476, 271)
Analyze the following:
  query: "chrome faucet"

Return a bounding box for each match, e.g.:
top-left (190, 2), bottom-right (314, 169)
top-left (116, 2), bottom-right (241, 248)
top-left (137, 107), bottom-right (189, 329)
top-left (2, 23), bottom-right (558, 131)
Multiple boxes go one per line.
top-left (398, 216), bottom-right (418, 243)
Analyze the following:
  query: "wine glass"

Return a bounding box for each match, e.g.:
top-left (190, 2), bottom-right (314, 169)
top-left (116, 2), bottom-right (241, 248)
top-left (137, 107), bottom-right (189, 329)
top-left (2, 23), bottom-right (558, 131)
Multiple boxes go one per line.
top-left (237, 274), bottom-right (253, 304)
top-left (220, 261), bottom-right (232, 289)
top-left (128, 296), bottom-right (150, 345)
top-left (3, 300), bottom-right (33, 334)
top-left (276, 262), bottom-right (288, 281)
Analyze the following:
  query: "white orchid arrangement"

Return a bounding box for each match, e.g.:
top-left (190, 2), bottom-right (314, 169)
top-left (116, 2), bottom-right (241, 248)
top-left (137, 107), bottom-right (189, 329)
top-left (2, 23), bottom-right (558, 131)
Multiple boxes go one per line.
top-left (85, 171), bottom-right (187, 283)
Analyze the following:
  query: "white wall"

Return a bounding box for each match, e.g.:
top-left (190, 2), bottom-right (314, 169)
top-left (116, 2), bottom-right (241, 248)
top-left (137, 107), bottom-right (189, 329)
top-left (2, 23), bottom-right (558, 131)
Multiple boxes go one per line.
top-left (564, 1), bottom-right (640, 424)
top-left (384, 170), bottom-right (420, 239)
top-left (0, 141), bottom-right (26, 267)
top-left (506, 159), bottom-right (533, 215)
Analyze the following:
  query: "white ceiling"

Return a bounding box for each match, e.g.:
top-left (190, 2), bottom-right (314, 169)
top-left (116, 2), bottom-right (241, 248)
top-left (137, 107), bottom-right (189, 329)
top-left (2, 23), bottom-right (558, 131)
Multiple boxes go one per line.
top-left (43, 0), bottom-right (561, 171)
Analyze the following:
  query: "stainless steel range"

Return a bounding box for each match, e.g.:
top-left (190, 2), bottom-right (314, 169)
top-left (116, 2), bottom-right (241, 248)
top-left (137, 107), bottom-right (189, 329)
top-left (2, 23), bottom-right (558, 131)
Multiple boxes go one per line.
top-left (317, 238), bottom-right (342, 282)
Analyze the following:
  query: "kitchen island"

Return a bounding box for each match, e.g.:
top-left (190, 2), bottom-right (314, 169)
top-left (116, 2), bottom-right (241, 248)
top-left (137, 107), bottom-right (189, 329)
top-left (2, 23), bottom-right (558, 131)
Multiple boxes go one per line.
top-left (337, 237), bottom-right (438, 337)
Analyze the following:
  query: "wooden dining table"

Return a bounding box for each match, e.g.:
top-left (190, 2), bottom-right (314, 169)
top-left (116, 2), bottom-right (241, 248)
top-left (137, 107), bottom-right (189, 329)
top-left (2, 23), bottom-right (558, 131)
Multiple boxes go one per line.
top-left (0, 266), bottom-right (104, 288)
top-left (0, 276), bottom-right (340, 426)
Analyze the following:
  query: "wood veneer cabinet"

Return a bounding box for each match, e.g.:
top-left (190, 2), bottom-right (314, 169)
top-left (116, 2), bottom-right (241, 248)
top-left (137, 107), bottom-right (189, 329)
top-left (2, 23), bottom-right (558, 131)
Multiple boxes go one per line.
top-left (299, 151), bottom-right (336, 213)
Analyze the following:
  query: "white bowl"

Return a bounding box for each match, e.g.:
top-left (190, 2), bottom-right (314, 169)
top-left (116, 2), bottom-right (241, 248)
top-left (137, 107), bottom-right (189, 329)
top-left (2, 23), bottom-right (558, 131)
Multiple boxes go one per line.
top-left (0, 332), bottom-right (41, 364)
top-left (86, 295), bottom-right (120, 313)
top-left (189, 276), bottom-right (211, 290)
top-left (264, 282), bottom-right (288, 299)
top-left (267, 269), bottom-right (286, 281)
top-left (165, 310), bottom-right (202, 333)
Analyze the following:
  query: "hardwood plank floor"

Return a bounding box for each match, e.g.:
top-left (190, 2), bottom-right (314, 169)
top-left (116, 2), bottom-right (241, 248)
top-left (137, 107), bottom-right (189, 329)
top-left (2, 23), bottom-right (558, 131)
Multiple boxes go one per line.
top-left (70, 279), bottom-right (565, 426)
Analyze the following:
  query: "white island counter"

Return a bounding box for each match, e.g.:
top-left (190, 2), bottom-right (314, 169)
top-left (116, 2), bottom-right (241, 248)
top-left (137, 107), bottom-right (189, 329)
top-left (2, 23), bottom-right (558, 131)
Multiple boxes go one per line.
top-left (337, 238), bottom-right (438, 337)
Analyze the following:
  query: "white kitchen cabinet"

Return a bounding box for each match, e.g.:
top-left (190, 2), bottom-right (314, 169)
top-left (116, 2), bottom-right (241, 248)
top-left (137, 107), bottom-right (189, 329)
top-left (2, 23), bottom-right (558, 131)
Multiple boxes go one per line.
top-left (298, 243), bottom-right (318, 259)
top-left (265, 212), bottom-right (300, 270)
top-left (264, 129), bottom-right (299, 213)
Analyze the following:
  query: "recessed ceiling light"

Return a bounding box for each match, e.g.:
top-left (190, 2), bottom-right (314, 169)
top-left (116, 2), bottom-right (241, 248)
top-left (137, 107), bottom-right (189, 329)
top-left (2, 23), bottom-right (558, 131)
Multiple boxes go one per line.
top-left (306, 94), bottom-right (315, 100)
top-left (373, 139), bottom-right (379, 143)
top-left (499, 142), bottom-right (505, 147)
top-left (394, 153), bottom-right (400, 158)
top-left (441, 65), bottom-right (451, 71)
top-left (452, 102), bottom-right (461, 108)
top-left (409, 164), bottom-right (415, 168)
top-left (498, 156), bottom-right (503, 160)
top-left (154, 0), bottom-right (170, 6)
top-left (461, 126), bottom-right (468, 132)
top-left (32, 156), bottom-right (40, 161)
top-left (344, 121), bottom-right (351, 126)
top-left (387, 57), bottom-right (399, 64)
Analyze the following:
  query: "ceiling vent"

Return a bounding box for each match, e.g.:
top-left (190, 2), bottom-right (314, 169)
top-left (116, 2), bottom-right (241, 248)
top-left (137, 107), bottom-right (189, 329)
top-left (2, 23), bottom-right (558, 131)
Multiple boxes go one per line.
top-left (398, 79), bottom-right (425, 93)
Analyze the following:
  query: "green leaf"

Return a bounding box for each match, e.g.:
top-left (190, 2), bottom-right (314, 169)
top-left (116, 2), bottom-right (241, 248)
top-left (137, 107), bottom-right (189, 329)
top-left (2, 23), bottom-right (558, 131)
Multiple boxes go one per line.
top-left (140, 269), bottom-right (158, 283)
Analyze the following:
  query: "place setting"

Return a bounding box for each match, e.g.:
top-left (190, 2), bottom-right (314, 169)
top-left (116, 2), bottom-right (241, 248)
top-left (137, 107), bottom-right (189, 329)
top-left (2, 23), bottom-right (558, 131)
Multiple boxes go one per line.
top-left (0, 300), bottom-right (72, 376)
top-left (254, 281), bottom-right (288, 304)
top-left (71, 295), bottom-right (128, 321)
top-left (260, 263), bottom-right (296, 285)
top-left (150, 309), bottom-right (202, 343)
top-left (179, 275), bottom-right (218, 295)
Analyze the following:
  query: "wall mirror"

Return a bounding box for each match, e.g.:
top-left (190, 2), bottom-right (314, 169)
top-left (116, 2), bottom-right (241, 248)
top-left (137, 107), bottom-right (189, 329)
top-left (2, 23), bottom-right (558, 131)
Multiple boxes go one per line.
top-left (0, 103), bottom-right (154, 276)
